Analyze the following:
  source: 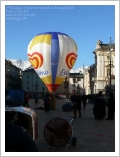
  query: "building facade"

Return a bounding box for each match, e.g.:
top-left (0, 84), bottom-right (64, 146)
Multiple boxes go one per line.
top-left (69, 73), bottom-right (84, 94)
top-left (83, 40), bottom-right (115, 95)
top-left (5, 59), bottom-right (22, 89)
top-left (92, 40), bottom-right (115, 94)
top-left (84, 67), bottom-right (90, 95)
top-left (22, 68), bottom-right (48, 97)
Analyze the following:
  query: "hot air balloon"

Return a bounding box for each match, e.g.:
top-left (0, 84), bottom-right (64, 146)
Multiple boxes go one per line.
top-left (27, 32), bottom-right (78, 93)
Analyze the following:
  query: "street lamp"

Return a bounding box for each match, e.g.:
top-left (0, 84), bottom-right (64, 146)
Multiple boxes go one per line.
top-left (83, 63), bottom-right (84, 93)
top-left (109, 37), bottom-right (114, 92)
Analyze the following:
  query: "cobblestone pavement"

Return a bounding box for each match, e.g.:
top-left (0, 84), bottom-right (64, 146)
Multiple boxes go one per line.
top-left (29, 99), bottom-right (115, 152)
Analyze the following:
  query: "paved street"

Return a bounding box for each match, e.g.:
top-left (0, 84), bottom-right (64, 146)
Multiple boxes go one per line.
top-left (29, 99), bottom-right (115, 152)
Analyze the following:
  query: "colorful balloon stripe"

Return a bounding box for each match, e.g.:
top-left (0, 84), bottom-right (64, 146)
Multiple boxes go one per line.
top-left (37, 32), bottom-right (68, 36)
top-left (41, 76), bottom-right (52, 84)
top-left (29, 34), bottom-right (51, 50)
top-left (51, 32), bottom-right (59, 84)
top-left (66, 52), bottom-right (77, 69)
top-left (46, 84), bottom-right (60, 93)
top-left (55, 77), bottom-right (65, 84)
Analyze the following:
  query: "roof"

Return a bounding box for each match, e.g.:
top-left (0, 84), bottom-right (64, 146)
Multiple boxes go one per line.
top-left (93, 43), bottom-right (115, 54)
top-left (69, 73), bottom-right (83, 78)
top-left (5, 59), bottom-right (21, 70)
top-left (23, 68), bottom-right (35, 72)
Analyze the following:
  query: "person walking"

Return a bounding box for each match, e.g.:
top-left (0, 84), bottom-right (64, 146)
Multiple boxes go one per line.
top-left (24, 91), bottom-right (30, 107)
top-left (43, 93), bottom-right (51, 113)
top-left (34, 93), bottom-right (39, 105)
top-left (82, 92), bottom-right (87, 110)
top-left (73, 92), bottom-right (82, 118)
top-left (106, 92), bottom-right (115, 120)
top-left (93, 91), bottom-right (106, 120)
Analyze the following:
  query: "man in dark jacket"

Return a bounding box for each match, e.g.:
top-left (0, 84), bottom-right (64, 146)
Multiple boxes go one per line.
top-left (93, 91), bottom-right (106, 120)
top-left (82, 92), bottom-right (87, 109)
top-left (106, 92), bottom-right (115, 120)
top-left (24, 91), bottom-right (30, 107)
top-left (73, 92), bottom-right (82, 118)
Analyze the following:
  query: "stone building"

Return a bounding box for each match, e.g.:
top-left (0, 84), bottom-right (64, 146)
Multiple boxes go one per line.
top-left (5, 59), bottom-right (22, 89)
top-left (22, 68), bottom-right (48, 97)
top-left (83, 40), bottom-right (115, 95)
top-left (84, 67), bottom-right (90, 95)
top-left (69, 73), bottom-right (84, 94)
top-left (92, 40), bottom-right (115, 94)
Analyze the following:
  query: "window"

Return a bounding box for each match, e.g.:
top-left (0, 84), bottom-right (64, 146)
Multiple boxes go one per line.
top-left (36, 81), bottom-right (38, 84)
top-left (27, 87), bottom-right (29, 90)
top-left (73, 78), bottom-right (76, 83)
top-left (73, 84), bottom-right (76, 87)
top-left (36, 87), bottom-right (38, 91)
top-left (27, 75), bottom-right (29, 78)
top-left (36, 75), bottom-right (38, 79)
top-left (77, 84), bottom-right (80, 89)
top-left (27, 81), bottom-right (29, 84)
top-left (77, 78), bottom-right (81, 81)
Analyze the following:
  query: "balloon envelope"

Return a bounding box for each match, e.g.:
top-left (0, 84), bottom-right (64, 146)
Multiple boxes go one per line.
top-left (27, 32), bottom-right (78, 93)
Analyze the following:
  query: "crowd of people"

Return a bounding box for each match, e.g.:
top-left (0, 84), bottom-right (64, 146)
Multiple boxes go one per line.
top-left (70, 90), bottom-right (115, 120)
top-left (93, 91), bottom-right (115, 120)
top-left (23, 90), bottom-right (115, 121)
top-left (23, 91), bottom-right (56, 114)
top-left (70, 91), bottom-right (87, 118)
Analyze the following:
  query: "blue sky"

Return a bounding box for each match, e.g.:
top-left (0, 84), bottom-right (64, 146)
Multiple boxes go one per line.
top-left (5, 3), bottom-right (115, 69)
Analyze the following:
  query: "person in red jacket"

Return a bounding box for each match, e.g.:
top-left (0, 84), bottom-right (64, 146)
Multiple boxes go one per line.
top-left (24, 91), bottom-right (30, 107)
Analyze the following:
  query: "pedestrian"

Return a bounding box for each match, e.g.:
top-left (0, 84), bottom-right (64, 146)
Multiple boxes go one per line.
top-left (24, 91), bottom-right (30, 107)
top-left (70, 90), bottom-right (76, 107)
top-left (34, 93), bottom-right (39, 105)
top-left (43, 92), bottom-right (51, 113)
top-left (73, 92), bottom-right (82, 118)
top-left (106, 92), bottom-right (115, 120)
top-left (93, 91), bottom-right (106, 120)
top-left (82, 92), bottom-right (87, 109)
top-left (5, 115), bottom-right (39, 152)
